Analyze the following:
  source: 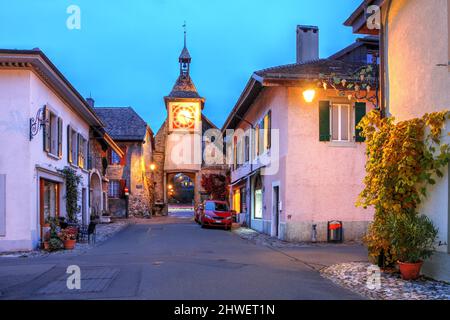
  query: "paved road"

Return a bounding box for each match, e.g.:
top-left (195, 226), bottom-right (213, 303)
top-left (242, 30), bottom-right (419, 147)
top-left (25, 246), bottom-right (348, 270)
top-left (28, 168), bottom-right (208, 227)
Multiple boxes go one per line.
top-left (0, 218), bottom-right (367, 300)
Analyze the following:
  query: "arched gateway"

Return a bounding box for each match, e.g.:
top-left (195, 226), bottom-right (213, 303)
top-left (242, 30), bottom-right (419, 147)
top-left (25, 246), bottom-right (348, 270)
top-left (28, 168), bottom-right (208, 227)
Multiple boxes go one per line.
top-left (153, 30), bottom-right (227, 217)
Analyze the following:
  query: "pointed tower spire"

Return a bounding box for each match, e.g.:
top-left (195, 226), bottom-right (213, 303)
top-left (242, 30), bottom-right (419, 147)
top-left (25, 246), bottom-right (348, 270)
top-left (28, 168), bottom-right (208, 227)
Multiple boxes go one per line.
top-left (179, 21), bottom-right (191, 77)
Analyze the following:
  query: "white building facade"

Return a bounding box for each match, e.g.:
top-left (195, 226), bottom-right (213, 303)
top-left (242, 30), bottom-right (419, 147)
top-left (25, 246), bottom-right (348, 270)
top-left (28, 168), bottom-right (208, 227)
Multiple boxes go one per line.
top-left (0, 49), bottom-right (105, 252)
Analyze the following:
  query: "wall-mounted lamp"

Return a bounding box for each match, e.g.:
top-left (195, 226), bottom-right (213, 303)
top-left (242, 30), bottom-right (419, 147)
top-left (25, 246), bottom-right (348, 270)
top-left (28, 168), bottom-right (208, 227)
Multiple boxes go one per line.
top-left (150, 163), bottom-right (156, 171)
top-left (29, 106), bottom-right (48, 141)
top-left (302, 89), bottom-right (316, 103)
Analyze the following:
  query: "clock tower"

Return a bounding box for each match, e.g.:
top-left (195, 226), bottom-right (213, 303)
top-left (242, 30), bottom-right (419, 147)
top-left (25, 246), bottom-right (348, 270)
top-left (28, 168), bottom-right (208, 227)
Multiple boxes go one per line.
top-left (162, 28), bottom-right (205, 205)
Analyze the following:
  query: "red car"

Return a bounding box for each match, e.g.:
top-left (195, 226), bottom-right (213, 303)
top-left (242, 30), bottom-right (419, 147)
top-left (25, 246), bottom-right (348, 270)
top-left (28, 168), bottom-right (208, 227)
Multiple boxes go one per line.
top-left (198, 200), bottom-right (234, 230)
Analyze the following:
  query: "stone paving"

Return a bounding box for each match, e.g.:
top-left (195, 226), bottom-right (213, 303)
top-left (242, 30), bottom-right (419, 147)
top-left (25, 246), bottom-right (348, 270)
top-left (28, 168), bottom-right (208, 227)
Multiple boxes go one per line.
top-left (321, 262), bottom-right (450, 300)
top-left (0, 220), bottom-right (129, 258)
top-left (233, 226), bottom-right (362, 249)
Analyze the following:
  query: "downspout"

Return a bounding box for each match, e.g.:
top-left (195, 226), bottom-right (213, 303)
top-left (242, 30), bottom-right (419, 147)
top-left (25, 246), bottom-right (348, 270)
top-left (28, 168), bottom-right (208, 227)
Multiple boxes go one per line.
top-left (380, 0), bottom-right (393, 118)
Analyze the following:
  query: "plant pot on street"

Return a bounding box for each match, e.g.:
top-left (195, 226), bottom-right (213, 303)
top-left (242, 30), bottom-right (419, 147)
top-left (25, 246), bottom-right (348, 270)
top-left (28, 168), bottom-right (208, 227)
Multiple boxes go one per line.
top-left (398, 261), bottom-right (423, 280)
top-left (43, 241), bottom-right (50, 251)
top-left (63, 239), bottom-right (76, 250)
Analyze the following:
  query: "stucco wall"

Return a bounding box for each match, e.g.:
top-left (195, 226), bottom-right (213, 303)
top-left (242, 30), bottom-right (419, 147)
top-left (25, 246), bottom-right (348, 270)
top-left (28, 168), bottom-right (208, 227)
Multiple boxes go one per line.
top-left (0, 70), bottom-right (90, 252)
top-left (386, 0), bottom-right (450, 253)
top-left (285, 88), bottom-right (374, 241)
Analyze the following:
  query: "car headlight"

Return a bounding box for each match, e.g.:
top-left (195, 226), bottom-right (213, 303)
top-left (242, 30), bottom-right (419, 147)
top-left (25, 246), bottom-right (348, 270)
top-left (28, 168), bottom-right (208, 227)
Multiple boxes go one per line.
top-left (205, 214), bottom-right (214, 220)
top-left (225, 216), bottom-right (232, 220)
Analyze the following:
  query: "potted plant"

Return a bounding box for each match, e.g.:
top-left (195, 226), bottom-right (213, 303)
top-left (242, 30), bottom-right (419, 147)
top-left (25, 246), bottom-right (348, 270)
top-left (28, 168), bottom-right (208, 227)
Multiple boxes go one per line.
top-left (59, 227), bottom-right (78, 250)
top-left (48, 237), bottom-right (64, 251)
top-left (386, 214), bottom-right (438, 280)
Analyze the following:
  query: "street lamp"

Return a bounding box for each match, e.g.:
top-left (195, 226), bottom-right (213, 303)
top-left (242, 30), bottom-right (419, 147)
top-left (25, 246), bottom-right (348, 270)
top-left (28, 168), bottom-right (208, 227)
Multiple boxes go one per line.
top-left (302, 89), bottom-right (316, 103)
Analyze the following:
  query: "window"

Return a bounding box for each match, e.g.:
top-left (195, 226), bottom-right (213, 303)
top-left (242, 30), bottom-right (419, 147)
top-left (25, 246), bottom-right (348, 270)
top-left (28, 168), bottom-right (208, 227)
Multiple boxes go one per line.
top-left (331, 104), bottom-right (351, 142)
top-left (233, 189), bottom-right (241, 213)
top-left (244, 135), bottom-right (250, 163)
top-left (205, 201), bottom-right (229, 212)
top-left (111, 150), bottom-right (121, 165)
top-left (263, 111), bottom-right (271, 151)
top-left (108, 180), bottom-right (121, 198)
top-left (42, 179), bottom-right (59, 220)
top-left (44, 107), bottom-right (62, 158)
top-left (78, 134), bottom-right (88, 169)
top-left (68, 127), bottom-right (78, 164)
top-left (253, 175), bottom-right (263, 219)
top-left (253, 111), bottom-right (272, 158)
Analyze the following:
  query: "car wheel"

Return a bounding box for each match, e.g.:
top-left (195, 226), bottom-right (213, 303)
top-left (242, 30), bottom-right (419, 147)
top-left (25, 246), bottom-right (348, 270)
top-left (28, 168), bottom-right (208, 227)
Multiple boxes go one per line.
top-left (201, 219), bottom-right (206, 229)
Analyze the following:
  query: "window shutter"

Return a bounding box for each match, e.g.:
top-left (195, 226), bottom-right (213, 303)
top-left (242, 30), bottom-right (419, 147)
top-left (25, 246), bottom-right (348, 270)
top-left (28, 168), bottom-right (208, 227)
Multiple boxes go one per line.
top-left (43, 106), bottom-right (50, 152)
top-left (0, 174), bottom-right (5, 236)
top-left (355, 102), bottom-right (366, 142)
top-left (107, 148), bottom-right (112, 164)
top-left (57, 118), bottom-right (63, 158)
top-left (120, 146), bottom-right (127, 166)
top-left (319, 101), bottom-right (331, 141)
top-left (67, 126), bottom-right (72, 163)
top-left (77, 133), bottom-right (81, 166)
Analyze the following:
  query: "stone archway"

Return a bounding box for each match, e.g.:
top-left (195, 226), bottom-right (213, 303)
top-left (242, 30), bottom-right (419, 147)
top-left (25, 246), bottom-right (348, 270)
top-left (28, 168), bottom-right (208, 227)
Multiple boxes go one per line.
top-left (166, 172), bottom-right (197, 218)
top-left (90, 171), bottom-right (102, 218)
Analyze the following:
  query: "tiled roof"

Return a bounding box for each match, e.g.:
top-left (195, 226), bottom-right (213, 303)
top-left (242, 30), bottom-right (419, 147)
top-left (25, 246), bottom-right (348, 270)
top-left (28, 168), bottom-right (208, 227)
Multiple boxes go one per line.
top-left (254, 59), bottom-right (365, 80)
top-left (167, 74), bottom-right (201, 98)
top-left (94, 107), bottom-right (148, 141)
top-left (179, 46), bottom-right (191, 60)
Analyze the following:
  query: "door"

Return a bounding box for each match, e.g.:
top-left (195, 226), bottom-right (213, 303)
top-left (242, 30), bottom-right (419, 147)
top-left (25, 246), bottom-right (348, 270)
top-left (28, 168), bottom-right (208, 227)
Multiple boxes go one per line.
top-left (273, 186), bottom-right (280, 237)
top-left (39, 178), bottom-right (60, 237)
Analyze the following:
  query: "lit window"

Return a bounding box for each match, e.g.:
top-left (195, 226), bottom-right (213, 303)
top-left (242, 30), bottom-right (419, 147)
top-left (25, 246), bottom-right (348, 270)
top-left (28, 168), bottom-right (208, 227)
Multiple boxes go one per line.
top-left (253, 175), bottom-right (263, 219)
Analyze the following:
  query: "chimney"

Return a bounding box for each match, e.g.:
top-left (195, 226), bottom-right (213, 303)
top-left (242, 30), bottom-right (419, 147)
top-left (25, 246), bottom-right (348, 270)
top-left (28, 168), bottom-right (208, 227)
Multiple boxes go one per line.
top-left (86, 97), bottom-right (95, 108)
top-left (296, 25), bottom-right (319, 64)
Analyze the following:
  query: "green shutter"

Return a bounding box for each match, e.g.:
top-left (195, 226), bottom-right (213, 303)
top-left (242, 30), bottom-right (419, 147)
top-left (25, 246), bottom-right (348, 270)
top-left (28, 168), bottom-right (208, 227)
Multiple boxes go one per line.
top-left (319, 101), bottom-right (331, 141)
top-left (355, 102), bottom-right (366, 142)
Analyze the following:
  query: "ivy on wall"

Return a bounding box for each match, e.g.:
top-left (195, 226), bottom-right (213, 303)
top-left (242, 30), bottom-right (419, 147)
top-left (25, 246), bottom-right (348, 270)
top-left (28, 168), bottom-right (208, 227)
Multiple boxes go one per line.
top-left (356, 110), bottom-right (450, 265)
top-left (58, 167), bottom-right (82, 222)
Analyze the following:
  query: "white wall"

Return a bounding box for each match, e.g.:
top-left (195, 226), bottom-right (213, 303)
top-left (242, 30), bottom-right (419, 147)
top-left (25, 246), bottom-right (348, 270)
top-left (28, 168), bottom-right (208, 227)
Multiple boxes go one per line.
top-left (386, 0), bottom-right (450, 252)
top-left (0, 69), bottom-right (90, 252)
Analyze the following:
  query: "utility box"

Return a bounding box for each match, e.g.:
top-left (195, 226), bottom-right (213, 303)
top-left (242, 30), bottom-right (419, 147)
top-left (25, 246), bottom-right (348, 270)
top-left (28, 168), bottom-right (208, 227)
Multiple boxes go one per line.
top-left (327, 221), bottom-right (343, 243)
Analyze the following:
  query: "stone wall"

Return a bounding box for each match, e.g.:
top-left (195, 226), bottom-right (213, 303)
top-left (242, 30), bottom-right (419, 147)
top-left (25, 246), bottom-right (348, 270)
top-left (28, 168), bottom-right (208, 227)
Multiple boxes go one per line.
top-left (106, 133), bottom-right (154, 217)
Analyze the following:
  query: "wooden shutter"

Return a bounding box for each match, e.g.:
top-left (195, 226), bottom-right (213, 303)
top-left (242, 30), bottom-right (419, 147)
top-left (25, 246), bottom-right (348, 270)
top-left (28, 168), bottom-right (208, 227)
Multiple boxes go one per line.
top-left (355, 102), bottom-right (367, 142)
top-left (120, 146), bottom-right (127, 166)
top-left (77, 133), bottom-right (81, 166)
top-left (57, 118), bottom-right (63, 158)
top-left (0, 174), bottom-right (5, 236)
top-left (43, 106), bottom-right (50, 152)
top-left (244, 135), bottom-right (250, 162)
top-left (107, 148), bottom-right (112, 164)
top-left (319, 101), bottom-right (331, 141)
top-left (266, 110), bottom-right (271, 150)
top-left (67, 126), bottom-right (72, 163)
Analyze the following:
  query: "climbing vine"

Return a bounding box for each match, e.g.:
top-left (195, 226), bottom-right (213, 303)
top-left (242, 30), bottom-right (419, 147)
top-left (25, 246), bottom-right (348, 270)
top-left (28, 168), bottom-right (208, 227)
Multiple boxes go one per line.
top-left (356, 110), bottom-right (450, 265)
top-left (59, 167), bottom-right (82, 222)
top-left (201, 174), bottom-right (230, 201)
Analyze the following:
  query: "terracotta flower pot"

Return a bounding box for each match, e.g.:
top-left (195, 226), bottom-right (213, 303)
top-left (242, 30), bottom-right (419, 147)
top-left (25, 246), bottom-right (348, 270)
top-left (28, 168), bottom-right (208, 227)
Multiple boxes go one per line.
top-left (43, 241), bottom-right (50, 251)
top-left (63, 239), bottom-right (76, 250)
top-left (398, 261), bottom-right (423, 280)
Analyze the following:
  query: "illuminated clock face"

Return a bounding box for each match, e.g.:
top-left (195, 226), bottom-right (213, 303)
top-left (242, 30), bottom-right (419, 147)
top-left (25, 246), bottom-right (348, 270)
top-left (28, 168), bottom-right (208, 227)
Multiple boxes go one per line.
top-left (172, 105), bottom-right (196, 130)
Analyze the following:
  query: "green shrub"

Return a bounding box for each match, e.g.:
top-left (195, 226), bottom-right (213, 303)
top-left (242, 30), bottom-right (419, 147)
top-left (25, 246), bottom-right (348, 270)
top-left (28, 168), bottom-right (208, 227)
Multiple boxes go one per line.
top-left (385, 214), bottom-right (438, 263)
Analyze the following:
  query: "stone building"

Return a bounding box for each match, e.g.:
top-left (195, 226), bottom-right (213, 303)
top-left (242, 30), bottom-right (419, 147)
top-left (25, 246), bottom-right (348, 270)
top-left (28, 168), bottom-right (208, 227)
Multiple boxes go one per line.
top-left (153, 35), bottom-right (227, 209)
top-left (87, 98), bottom-right (124, 218)
top-left (94, 107), bottom-right (155, 217)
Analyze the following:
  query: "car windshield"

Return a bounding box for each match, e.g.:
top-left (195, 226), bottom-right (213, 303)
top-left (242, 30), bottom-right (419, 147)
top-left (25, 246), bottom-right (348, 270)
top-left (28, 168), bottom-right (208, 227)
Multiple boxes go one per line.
top-left (205, 202), bottom-right (229, 212)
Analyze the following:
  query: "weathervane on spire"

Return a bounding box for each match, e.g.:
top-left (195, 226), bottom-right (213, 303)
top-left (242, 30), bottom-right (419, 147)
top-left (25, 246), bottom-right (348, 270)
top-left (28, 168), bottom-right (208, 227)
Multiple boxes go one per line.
top-left (182, 21), bottom-right (187, 47)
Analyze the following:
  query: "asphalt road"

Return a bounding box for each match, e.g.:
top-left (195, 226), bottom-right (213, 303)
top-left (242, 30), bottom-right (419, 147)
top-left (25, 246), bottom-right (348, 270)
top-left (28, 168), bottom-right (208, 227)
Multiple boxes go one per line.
top-left (0, 218), bottom-right (366, 300)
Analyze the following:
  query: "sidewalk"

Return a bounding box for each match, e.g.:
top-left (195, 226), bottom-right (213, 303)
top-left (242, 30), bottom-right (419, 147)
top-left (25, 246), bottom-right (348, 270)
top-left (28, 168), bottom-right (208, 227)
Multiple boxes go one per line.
top-left (0, 220), bottom-right (129, 258)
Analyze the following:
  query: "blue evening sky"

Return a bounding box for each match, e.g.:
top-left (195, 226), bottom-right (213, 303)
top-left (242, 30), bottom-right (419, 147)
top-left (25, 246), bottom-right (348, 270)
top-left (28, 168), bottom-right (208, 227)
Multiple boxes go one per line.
top-left (0, 0), bottom-right (360, 131)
